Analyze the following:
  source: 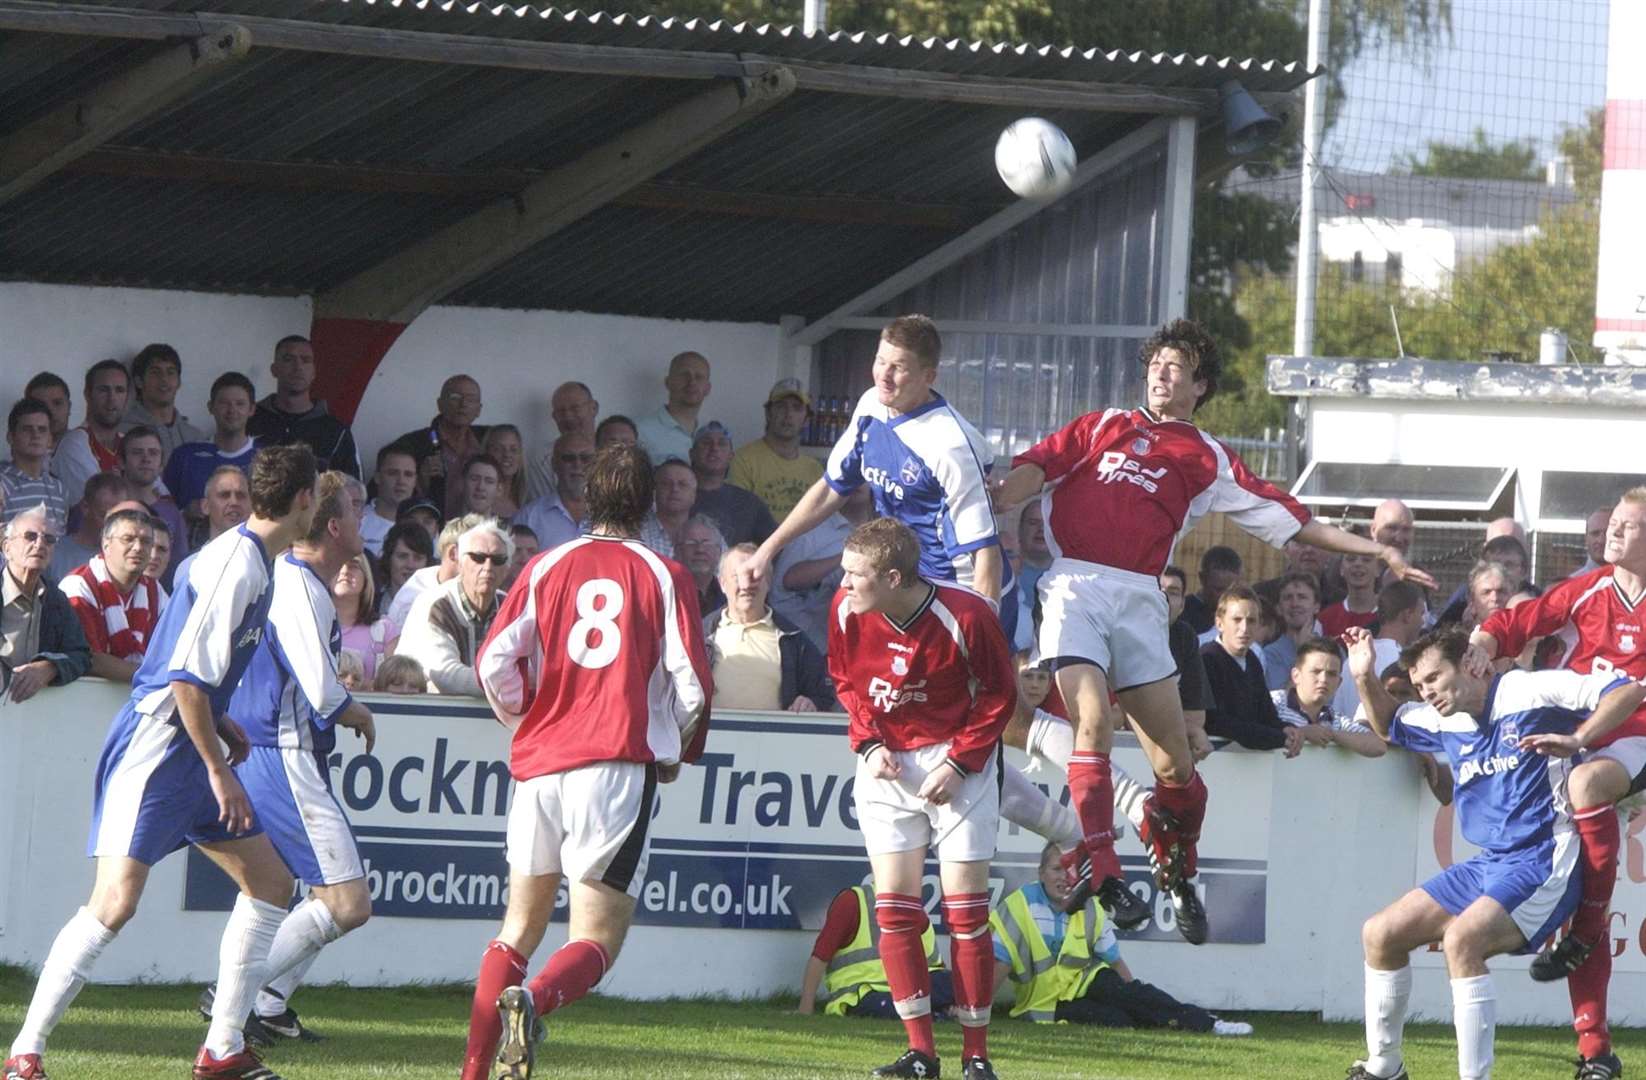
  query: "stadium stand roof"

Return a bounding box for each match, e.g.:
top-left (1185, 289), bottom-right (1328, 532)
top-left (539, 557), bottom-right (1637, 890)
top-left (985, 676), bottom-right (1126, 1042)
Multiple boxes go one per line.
top-left (0, 0), bottom-right (1318, 322)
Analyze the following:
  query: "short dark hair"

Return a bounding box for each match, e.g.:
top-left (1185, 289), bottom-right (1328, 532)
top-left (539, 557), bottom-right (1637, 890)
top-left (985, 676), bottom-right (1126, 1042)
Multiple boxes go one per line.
top-left (596, 414), bottom-right (638, 445)
top-left (1293, 636), bottom-right (1343, 669)
top-left (1399, 624), bottom-right (1472, 674)
top-left (510, 524), bottom-right (539, 543)
top-left (147, 515), bottom-right (172, 539)
top-left (101, 508), bottom-right (154, 543)
top-left (25, 372), bottom-right (68, 399)
top-left (8, 397), bottom-right (50, 435)
top-left (585, 444), bottom-right (655, 535)
top-left (1278, 571), bottom-right (1321, 602)
top-left (1200, 545), bottom-right (1242, 576)
top-left (248, 445), bottom-right (318, 519)
top-left (131, 343), bottom-right (181, 381)
top-left (275, 334), bottom-right (311, 351)
top-left (120, 424), bottom-right (162, 454)
top-left (375, 443), bottom-right (417, 472)
top-left (1377, 580), bottom-right (1426, 623)
top-left (462, 453), bottom-right (501, 478)
top-left (1482, 535), bottom-right (1529, 564)
top-left (84, 358), bottom-right (129, 394)
top-left (1141, 318), bottom-right (1222, 410)
top-left (209, 371), bottom-right (256, 404)
top-left (381, 520), bottom-right (434, 564)
top-left (1160, 564), bottom-right (1188, 590)
top-left (881, 314), bottom-right (942, 370)
top-left (82, 471), bottom-right (130, 506)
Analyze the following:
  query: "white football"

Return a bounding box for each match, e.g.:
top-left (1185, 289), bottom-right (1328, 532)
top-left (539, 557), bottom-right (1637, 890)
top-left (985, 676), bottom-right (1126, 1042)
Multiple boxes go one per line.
top-left (994, 118), bottom-right (1077, 199)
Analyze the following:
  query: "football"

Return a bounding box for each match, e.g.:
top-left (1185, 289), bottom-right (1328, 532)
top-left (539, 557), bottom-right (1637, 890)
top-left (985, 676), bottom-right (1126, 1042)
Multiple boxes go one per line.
top-left (994, 117), bottom-right (1078, 199)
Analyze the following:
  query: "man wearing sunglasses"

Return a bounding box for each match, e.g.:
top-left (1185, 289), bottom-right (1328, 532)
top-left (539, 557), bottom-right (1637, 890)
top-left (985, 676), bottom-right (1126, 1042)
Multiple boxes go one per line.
top-left (515, 432), bottom-right (594, 553)
top-left (397, 519), bottom-right (511, 696)
top-left (0, 504), bottom-right (92, 702)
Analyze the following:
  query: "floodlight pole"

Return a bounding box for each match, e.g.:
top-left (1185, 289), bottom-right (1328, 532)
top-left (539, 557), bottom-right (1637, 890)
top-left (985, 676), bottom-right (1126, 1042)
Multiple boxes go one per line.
top-left (1293, 0), bottom-right (1327, 358)
top-left (804, 0), bottom-right (828, 35)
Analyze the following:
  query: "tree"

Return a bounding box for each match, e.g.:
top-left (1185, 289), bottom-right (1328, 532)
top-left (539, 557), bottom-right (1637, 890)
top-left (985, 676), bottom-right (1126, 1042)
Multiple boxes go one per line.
top-left (1395, 127), bottom-right (1541, 181)
top-left (1559, 107), bottom-right (1605, 199)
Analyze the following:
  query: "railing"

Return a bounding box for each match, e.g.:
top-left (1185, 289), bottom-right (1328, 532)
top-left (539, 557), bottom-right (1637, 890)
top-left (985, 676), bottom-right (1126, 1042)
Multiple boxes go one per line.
top-left (1221, 426), bottom-right (1292, 485)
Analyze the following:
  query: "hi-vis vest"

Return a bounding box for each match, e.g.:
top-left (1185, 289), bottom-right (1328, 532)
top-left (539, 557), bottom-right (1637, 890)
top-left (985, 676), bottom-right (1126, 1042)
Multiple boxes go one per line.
top-left (989, 885), bottom-right (1111, 1022)
top-left (818, 886), bottom-right (942, 1017)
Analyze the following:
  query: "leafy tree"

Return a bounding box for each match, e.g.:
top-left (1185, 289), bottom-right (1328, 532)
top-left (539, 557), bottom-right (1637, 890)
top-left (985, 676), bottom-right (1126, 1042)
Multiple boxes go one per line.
top-left (1396, 126), bottom-right (1540, 181)
top-left (1558, 107), bottom-right (1605, 199)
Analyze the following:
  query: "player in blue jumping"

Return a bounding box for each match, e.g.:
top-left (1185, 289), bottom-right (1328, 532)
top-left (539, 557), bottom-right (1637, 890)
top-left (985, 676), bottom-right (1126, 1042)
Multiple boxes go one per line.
top-left (4, 445), bottom-right (319, 1080)
top-left (745, 314), bottom-right (1015, 639)
top-left (1340, 625), bottom-right (1646, 1080)
top-left (196, 470), bottom-right (377, 1046)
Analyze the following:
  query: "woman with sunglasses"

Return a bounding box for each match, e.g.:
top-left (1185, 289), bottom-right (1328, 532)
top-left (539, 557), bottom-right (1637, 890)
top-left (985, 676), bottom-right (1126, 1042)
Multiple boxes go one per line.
top-left (394, 519), bottom-right (512, 695)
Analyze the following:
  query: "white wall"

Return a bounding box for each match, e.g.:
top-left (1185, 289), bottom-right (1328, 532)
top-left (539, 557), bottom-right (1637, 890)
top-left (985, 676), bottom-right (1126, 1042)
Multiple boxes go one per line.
top-left (0, 283), bottom-right (784, 470)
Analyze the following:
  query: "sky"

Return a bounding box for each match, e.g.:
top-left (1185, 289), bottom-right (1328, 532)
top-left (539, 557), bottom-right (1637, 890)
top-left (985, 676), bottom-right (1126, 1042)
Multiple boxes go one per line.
top-left (1325, 0), bottom-right (1609, 174)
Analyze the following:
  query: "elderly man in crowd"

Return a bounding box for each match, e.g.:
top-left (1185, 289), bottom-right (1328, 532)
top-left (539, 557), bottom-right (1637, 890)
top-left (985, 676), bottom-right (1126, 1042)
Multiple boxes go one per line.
top-left (162, 372), bottom-right (258, 516)
top-left (769, 483), bottom-right (873, 653)
top-left (652, 457), bottom-right (697, 557)
top-left (690, 421), bottom-right (775, 547)
top-left (118, 343), bottom-right (206, 459)
top-left (729, 377), bottom-right (821, 523)
top-left (392, 373), bottom-right (487, 517)
top-left (635, 350), bottom-right (711, 464)
top-left (0, 506), bottom-right (91, 702)
top-left (1372, 498), bottom-right (1415, 556)
top-left (59, 507), bottom-right (159, 683)
top-left (386, 513), bottom-right (486, 631)
top-left (1575, 507), bottom-right (1611, 577)
top-left (515, 432), bottom-right (593, 551)
top-left (708, 543), bottom-right (834, 713)
top-left (1454, 560), bottom-right (1512, 630)
top-left (118, 426), bottom-right (187, 583)
top-left (398, 519), bottom-right (510, 695)
top-left (170, 465), bottom-right (251, 587)
top-left (524, 381), bottom-right (599, 500)
top-left (678, 514), bottom-right (729, 619)
top-left (248, 334), bottom-right (362, 476)
top-left (48, 472), bottom-right (129, 581)
top-left (2, 399), bottom-right (67, 531)
top-left (25, 373), bottom-right (71, 447)
top-left (52, 360), bottom-right (129, 507)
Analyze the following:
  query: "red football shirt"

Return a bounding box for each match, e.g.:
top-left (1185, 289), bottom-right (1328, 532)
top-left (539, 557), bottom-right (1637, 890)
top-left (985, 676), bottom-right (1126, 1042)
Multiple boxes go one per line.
top-left (826, 579), bottom-right (1016, 774)
top-left (479, 535), bottom-right (713, 780)
top-left (1479, 565), bottom-right (1646, 746)
top-left (1319, 600), bottom-right (1378, 640)
top-left (1013, 407), bottom-right (1309, 577)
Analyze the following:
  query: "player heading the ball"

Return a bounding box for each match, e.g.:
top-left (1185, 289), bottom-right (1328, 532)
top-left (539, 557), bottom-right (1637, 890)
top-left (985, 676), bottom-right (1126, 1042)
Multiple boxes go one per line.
top-left (990, 319), bottom-right (1435, 944)
top-left (461, 443), bottom-right (714, 1080)
top-left (827, 518), bottom-right (1017, 1080)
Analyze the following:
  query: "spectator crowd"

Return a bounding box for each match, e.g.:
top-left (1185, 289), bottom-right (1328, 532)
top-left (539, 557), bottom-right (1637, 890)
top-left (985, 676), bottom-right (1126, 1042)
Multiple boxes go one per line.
top-left (0, 335), bottom-right (1605, 792)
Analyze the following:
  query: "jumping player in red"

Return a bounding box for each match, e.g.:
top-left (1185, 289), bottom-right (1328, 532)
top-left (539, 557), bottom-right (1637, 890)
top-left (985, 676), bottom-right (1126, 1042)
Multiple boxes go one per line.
top-left (460, 444), bottom-right (713, 1080)
top-left (1469, 489), bottom-right (1646, 1080)
top-left (990, 319), bottom-right (1434, 944)
top-left (829, 518), bottom-right (1016, 1080)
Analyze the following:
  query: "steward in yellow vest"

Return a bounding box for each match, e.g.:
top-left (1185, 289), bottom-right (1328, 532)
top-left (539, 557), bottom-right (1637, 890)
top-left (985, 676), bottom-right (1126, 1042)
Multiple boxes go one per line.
top-left (798, 885), bottom-right (953, 1019)
top-left (988, 845), bottom-right (1251, 1034)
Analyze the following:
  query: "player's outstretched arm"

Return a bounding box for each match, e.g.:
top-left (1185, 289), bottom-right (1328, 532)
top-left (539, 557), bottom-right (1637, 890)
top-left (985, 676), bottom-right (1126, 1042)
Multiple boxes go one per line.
top-left (746, 478), bottom-right (846, 588)
top-left (1522, 679), bottom-right (1646, 758)
top-left (987, 463), bottom-right (1045, 512)
top-left (1344, 628), bottom-right (1398, 740)
top-left (1294, 520), bottom-right (1437, 590)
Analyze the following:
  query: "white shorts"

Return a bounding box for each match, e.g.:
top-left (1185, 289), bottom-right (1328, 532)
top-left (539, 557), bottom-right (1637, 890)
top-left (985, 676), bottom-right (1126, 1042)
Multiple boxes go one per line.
top-left (1590, 736), bottom-right (1646, 815)
top-left (506, 761), bottom-right (658, 897)
top-left (854, 742), bottom-right (1001, 863)
top-left (1037, 559), bottom-right (1176, 690)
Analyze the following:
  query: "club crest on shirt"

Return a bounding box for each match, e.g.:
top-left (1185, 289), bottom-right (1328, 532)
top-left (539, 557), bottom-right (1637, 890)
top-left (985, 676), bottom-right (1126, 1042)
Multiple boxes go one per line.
top-left (900, 456), bottom-right (922, 485)
top-left (1131, 438), bottom-right (1151, 456)
top-left (891, 654), bottom-right (909, 676)
top-left (1622, 633), bottom-right (1637, 652)
top-left (1497, 717), bottom-right (1519, 745)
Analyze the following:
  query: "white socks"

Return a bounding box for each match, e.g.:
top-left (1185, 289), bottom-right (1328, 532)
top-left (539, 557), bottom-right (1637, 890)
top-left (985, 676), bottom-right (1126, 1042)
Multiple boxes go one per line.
top-left (1027, 710), bottom-right (1074, 771)
top-left (1451, 974), bottom-right (1495, 1080)
top-left (10, 907), bottom-right (116, 1057)
top-left (1110, 762), bottom-right (1150, 832)
top-left (204, 895), bottom-right (286, 1058)
top-left (257, 897), bottom-right (343, 1018)
top-left (1000, 764), bottom-right (1081, 847)
top-left (1362, 964), bottom-right (1412, 1079)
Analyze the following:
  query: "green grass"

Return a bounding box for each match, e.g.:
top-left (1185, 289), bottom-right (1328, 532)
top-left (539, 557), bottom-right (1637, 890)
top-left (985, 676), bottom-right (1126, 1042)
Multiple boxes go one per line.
top-left (0, 964), bottom-right (1629, 1078)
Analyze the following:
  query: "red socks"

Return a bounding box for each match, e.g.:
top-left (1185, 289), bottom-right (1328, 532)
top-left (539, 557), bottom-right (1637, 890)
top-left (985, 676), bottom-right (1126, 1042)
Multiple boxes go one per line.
top-left (461, 940), bottom-right (527, 1080)
top-left (527, 939), bottom-right (610, 1018)
top-left (942, 894), bottom-right (994, 1061)
top-left (1067, 752), bottom-right (1120, 879)
top-left (1570, 805), bottom-right (1621, 945)
top-left (1568, 804), bottom-right (1621, 1060)
top-left (1152, 770), bottom-right (1208, 877)
top-left (875, 893), bottom-right (936, 1057)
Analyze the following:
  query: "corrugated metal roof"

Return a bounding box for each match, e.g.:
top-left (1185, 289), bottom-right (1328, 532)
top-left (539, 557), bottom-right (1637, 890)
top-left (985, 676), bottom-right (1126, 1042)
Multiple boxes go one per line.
top-left (0, 1), bottom-right (1319, 320)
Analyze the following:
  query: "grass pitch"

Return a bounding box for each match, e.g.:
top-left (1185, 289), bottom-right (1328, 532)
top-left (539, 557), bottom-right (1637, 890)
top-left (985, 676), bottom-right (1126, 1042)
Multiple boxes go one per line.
top-left (0, 965), bottom-right (1630, 1078)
